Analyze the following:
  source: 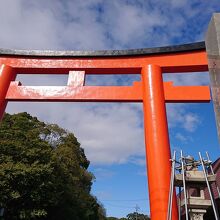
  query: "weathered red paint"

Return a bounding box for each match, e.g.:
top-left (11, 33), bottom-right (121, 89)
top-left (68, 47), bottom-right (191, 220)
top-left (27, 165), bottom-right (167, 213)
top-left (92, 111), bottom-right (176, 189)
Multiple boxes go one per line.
top-left (0, 48), bottom-right (210, 220)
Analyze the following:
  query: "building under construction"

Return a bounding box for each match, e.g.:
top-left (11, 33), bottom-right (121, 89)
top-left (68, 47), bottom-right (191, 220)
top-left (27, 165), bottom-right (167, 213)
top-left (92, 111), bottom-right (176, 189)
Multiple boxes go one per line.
top-left (167, 153), bottom-right (220, 220)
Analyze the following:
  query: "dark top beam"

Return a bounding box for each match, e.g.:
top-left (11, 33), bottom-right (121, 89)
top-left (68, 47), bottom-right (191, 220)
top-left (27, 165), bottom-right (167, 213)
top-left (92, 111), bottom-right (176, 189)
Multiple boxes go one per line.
top-left (0, 42), bottom-right (205, 57)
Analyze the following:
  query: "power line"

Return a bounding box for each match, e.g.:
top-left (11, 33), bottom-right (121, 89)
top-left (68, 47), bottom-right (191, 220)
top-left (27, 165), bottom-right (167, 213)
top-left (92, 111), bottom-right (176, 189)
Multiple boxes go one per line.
top-left (104, 202), bottom-right (135, 209)
top-left (102, 198), bottom-right (148, 202)
top-left (104, 202), bottom-right (150, 217)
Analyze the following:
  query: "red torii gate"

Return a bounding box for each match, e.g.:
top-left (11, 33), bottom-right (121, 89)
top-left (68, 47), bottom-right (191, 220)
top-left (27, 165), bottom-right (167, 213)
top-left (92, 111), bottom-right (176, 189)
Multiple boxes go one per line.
top-left (0, 42), bottom-right (210, 220)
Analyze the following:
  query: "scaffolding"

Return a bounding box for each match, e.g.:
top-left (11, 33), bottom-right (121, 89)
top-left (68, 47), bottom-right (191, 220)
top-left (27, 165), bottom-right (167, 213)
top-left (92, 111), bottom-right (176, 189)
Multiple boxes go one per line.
top-left (167, 151), bottom-right (220, 220)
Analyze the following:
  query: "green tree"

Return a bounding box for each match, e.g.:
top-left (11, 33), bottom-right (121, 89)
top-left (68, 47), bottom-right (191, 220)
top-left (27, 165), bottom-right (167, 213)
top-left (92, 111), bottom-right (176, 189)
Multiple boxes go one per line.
top-left (0, 112), bottom-right (105, 220)
top-left (106, 212), bottom-right (150, 220)
top-left (127, 212), bottom-right (150, 220)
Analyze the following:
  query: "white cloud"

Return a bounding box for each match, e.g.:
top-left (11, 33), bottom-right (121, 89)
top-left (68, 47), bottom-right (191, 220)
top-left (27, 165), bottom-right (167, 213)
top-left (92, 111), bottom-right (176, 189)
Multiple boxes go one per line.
top-left (166, 104), bottom-right (202, 132)
top-left (7, 102), bottom-right (144, 165)
top-left (130, 156), bottom-right (146, 166)
top-left (86, 74), bottom-right (140, 86)
top-left (93, 167), bottom-right (116, 180)
top-left (183, 113), bottom-right (200, 132)
top-left (163, 72), bottom-right (210, 86)
top-left (0, 0), bottom-right (218, 50)
top-left (175, 133), bottom-right (188, 143)
top-left (164, 72), bottom-right (209, 133)
top-left (0, 0), bottom-right (61, 49)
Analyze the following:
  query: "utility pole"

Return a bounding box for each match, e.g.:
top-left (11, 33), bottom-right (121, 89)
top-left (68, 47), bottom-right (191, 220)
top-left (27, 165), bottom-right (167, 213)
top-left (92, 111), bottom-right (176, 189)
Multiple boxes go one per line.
top-left (135, 204), bottom-right (140, 220)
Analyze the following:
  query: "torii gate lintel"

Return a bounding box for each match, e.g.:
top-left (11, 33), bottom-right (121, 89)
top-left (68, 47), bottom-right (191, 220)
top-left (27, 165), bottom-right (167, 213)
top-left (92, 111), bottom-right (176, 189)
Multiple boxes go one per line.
top-left (2, 66), bottom-right (210, 103)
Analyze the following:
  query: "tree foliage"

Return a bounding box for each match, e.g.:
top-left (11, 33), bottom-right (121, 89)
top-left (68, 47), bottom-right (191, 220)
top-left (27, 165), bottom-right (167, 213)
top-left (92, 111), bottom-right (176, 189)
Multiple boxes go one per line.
top-left (106, 212), bottom-right (150, 220)
top-left (0, 112), bottom-right (106, 220)
top-left (126, 212), bottom-right (150, 220)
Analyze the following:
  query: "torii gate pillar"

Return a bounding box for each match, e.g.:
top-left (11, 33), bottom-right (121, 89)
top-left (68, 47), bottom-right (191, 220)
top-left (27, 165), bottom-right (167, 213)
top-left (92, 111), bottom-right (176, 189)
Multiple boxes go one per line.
top-left (142, 65), bottom-right (178, 220)
top-left (0, 65), bottom-right (15, 120)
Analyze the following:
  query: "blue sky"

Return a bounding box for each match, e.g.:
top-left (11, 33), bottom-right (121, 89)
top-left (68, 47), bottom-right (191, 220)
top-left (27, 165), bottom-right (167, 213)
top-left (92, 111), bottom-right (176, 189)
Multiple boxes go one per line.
top-left (1, 0), bottom-right (220, 218)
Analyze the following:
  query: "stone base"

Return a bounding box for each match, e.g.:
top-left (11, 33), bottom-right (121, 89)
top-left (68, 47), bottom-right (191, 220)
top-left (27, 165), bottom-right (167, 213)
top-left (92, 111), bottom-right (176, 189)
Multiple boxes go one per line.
top-left (189, 209), bottom-right (206, 220)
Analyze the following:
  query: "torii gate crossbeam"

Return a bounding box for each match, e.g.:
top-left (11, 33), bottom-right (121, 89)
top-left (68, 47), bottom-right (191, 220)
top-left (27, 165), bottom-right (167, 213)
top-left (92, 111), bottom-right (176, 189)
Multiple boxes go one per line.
top-left (0, 42), bottom-right (210, 220)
